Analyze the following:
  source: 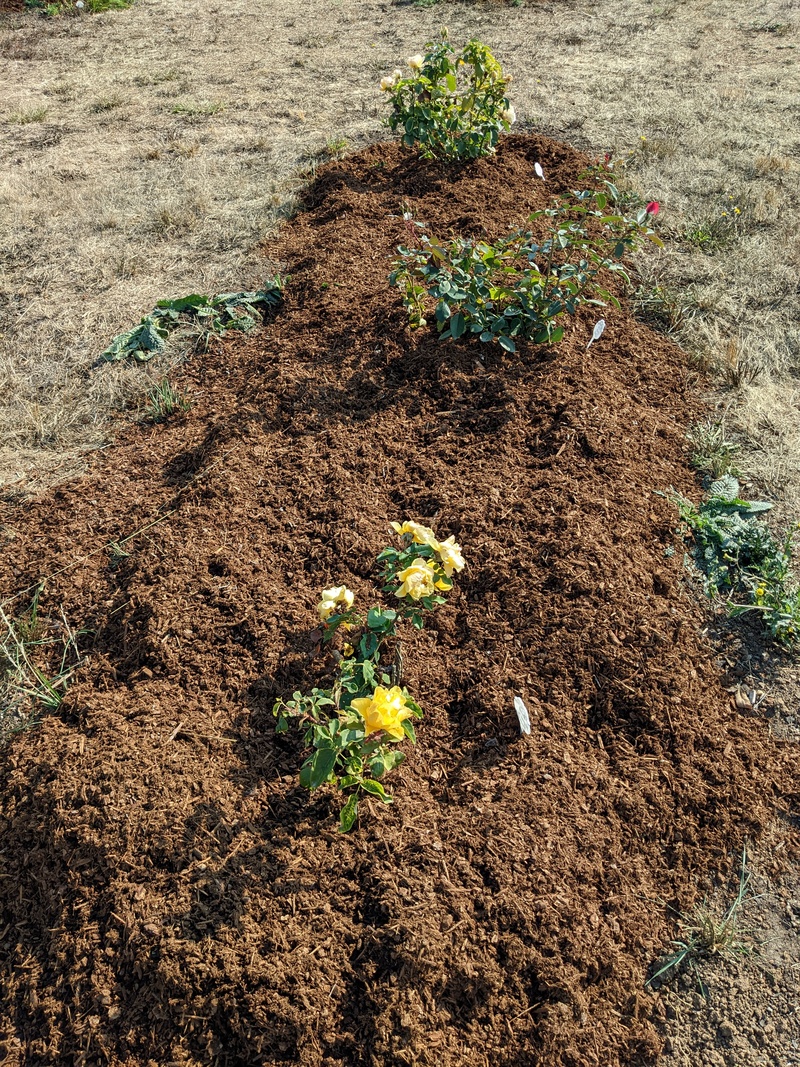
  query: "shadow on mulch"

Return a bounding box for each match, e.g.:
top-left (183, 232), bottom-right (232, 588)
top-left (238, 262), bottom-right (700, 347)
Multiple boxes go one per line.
top-left (0, 135), bottom-right (798, 1067)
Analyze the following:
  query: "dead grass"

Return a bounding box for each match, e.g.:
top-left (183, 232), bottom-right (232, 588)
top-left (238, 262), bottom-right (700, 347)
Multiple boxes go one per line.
top-left (0, 0), bottom-right (799, 516)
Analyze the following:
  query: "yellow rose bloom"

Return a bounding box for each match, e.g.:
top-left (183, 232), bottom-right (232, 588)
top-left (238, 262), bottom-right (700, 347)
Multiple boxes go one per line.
top-left (380, 76), bottom-right (396, 92)
top-left (436, 535), bottom-right (465, 577)
top-left (317, 585), bottom-right (355, 621)
top-left (350, 685), bottom-right (412, 739)
top-left (407, 54), bottom-right (424, 71)
top-left (390, 520), bottom-right (439, 549)
top-left (395, 558), bottom-right (436, 600)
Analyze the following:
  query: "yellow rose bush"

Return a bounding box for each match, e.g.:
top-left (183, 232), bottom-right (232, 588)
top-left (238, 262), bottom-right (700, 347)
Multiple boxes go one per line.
top-left (381, 30), bottom-right (514, 162)
top-left (273, 520), bottom-right (465, 830)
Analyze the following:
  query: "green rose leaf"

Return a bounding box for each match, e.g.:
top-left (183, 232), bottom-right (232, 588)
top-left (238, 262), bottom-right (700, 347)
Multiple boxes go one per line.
top-left (339, 794), bottom-right (359, 833)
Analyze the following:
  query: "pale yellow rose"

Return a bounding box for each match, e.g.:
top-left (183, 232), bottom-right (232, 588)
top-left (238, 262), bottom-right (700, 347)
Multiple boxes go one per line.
top-left (350, 685), bottom-right (412, 739)
top-left (436, 535), bottom-right (465, 577)
top-left (380, 76), bottom-right (396, 92)
top-left (501, 105), bottom-right (516, 125)
top-left (390, 520), bottom-right (439, 549)
top-left (317, 585), bottom-right (355, 621)
top-left (395, 558), bottom-right (436, 600)
top-left (407, 54), bottom-right (424, 71)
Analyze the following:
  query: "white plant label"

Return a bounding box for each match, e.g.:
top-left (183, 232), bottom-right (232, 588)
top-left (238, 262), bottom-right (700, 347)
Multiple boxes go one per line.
top-left (513, 695), bottom-right (531, 735)
top-left (586, 318), bottom-right (606, 349)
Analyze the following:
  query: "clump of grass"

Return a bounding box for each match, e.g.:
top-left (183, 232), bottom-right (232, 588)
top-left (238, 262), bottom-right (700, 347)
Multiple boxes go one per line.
top-left (0, 587), bottom-right (86, 741)
top-left (686, 419), bottom-right (741, 479)
top-left (9, 106), bottom-right (48, 124)
top-left (719, 336), bottom-right (762, 389)
top-left (144, 377), bottom-right (192, 422)
top-left (647, 848), bottom-right (754, 994)
top-left (631, 283), bottom-right (695, 334)
top-left (89, 94), bottom-right (125, 114)
top-left (170, 101), bottom-right (226, 118)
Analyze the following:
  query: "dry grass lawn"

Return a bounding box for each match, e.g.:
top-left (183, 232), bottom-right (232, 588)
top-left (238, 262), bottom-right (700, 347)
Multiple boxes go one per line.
top-left (0, 0), bottom-right (798, 506)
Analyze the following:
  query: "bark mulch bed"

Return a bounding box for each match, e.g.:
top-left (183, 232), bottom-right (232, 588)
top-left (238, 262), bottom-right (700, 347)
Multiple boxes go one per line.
top-left (1, 136), bottom-right (797, 1067)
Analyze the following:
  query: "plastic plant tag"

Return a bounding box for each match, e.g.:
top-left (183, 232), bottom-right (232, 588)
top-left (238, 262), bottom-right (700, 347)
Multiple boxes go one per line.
top-left (513, 695), bottom-right (531, 735)
top-left (586, 319), bottom-right (606, 350)
top-left (534, 162), bottom-right (545, 180)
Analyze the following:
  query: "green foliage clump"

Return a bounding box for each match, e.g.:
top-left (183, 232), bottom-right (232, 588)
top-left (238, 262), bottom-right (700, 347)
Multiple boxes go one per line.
top-left (98, 284), bottom-right (282, 363)
top-left (381, 31), bottom-right (514, 162)
top-left (671, 476), bottom-right (800, 647)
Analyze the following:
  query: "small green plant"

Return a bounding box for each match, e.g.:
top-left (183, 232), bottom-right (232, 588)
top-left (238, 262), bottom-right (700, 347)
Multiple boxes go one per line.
top-left (144, 378), bottom-right (191, 422)
top-left (324, 136), bottom-right (349, 157)
top-left (686, 419), bottom-right (741, 479)
top-left (647, 848), bottom-right (754, 992)
top-left (381, 31), bottom-right (515, 162)
top-left (98, 284), bottom-right (282, 363)
top-left (669, 476), bottom-right (800, 647)
top-left (274, 521), bottom-right (465, 831)
top-left (391, 186), bottom-right (661, 351)
top-left (1, 588), bottom-right (86, 740)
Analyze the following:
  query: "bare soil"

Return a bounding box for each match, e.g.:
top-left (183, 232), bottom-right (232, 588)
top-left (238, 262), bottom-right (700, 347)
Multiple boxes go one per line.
top-left (1, 136), bottom-right (798, 1066)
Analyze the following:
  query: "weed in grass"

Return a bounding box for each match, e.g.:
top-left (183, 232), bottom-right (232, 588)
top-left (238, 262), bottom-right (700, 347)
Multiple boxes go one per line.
top-left (26, 0), bottom-right (132, 12)
top-left (647, 848), bottom-right (754, 994)
top-left (629, 132), bottom-right (678, 163)
top-left (132, 69), bottom-right (181, 88)
top-left (686, 419), bottom-right (741, 479)
top-left (144, 378), bottom-right (192, 423)
top-left (684, 196), bottom-right (746, 253)
top-left (0, 588), bottom-right (87, 740)
top-left (9, 107), bottom-right (48, 124)
top-left (82, 0), bottom-right (133, 10)
top-left (325, 136), bottom-right (349, 157)
top-left (750, 153), bottom-right (793, 177)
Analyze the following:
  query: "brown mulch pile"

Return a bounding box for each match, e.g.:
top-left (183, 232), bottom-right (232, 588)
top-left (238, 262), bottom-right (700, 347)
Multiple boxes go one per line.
top-left (0, 136), bottom-right (797, 1067)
